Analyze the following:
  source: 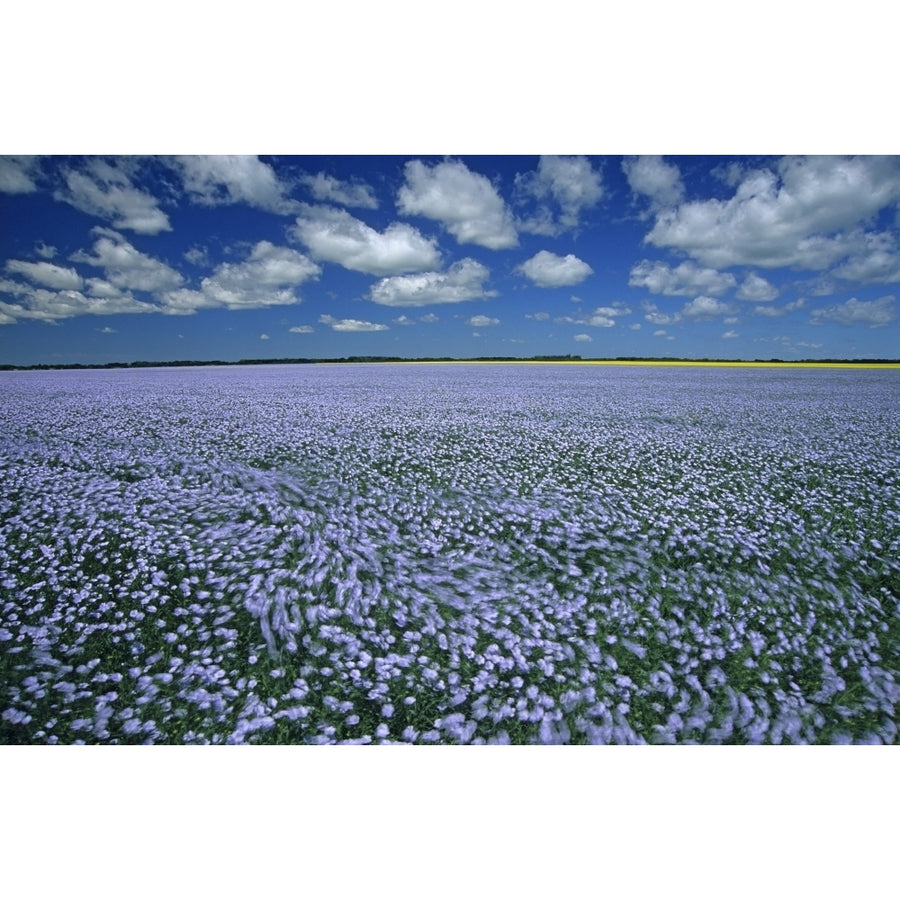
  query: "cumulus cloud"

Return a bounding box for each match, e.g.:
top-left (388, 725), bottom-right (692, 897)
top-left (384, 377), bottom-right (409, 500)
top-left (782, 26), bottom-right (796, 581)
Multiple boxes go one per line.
top-left (646, 156), bottom-right (900, 269)
top-left (55, 159), bottom-right (171, 234)
top-left (517, 250), bottom-right (593, 288)
top-left (467, 315), bottom-right (499, 327)
top-left (397, 159), bottom-right (518, 249)
top-left (173, 155), bottom-right (297, 214)
top-left (259, 333), bottom-right (270, 340)
top-left (629, 259), bottom-right (736, 296)
top-left (622, 156), bottom-right (685, 209)
top-left (574, 333), bottom-right (593, 342)
top-left (680, 296), bottom-right (736, 320)
top-left (0, 156), bottom-right (40, 194)
top-left (194, 241), bottom-right (319, 310)
top-left (291, 205), bottom-right (440, 276)
top-left (301, 172), bottom-right (378, 209)
top-left (810, 295), bottom-right (896, 327)
top-left (369, 258), bottom-right (495, 307)
top-left (642, 300), bottom-right (681, 326)
top-left (753, 298), bottom-right (807, 317)
top-left (525, 311), bottom-right (550, 321)
top-left (737, 273), bottom-right (779, 302)
top-left (0, 285), bottom-right (158, 323)
top-left (555, 304), bottom-right (631, 328)
top-left (289, 325), bottom-right (314, 333)
top-left (722, 330), bottom-right (740, 338)
top-left (831, 231), bottom-right (900, 285)
top-left (5, 260), bottom-right (84, 291)
top-left (419, 313), bottom-right (439, 323)
top-left (71, 229), bottom-right (184, 293)
top-left (516, 156), bottom-right (603, 235)
top-left (318, 314), bottom-right (388, 332)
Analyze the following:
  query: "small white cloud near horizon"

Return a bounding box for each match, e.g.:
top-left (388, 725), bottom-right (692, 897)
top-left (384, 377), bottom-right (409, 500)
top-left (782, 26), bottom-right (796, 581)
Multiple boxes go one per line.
top-left (467, 315), bottom-right (500, 327)
top-left (319, 314), bottom-right (388, 332)
top-left (573, 333), bottom-right (593, 342)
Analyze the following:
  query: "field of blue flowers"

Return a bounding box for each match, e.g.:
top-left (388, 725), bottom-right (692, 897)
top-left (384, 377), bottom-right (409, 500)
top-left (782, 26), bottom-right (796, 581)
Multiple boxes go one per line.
top-left (1, 363), bottom-right (897, 743)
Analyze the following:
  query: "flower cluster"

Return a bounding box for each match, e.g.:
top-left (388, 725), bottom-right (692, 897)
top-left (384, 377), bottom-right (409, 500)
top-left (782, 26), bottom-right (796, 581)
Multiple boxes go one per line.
top-left (1, 364), bottom-right (898, 743)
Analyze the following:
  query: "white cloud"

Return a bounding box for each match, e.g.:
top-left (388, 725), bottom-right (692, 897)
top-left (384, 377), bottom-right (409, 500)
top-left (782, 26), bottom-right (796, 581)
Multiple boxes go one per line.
top-left (56, 159), bottom-right (171, 234)
top-left (289, 325), bottom-right (314, 333)
top-left (393, 315), bottom-right (416, 326)
top-left (554, 304), bottom-right (630, 328)
top-left (646, 156), bottom-right (900, 269)
top-left (291, 205), bottom-right (440, 276)
top-left (369, 258), bottom-right (495, 307)
top-left (680, 296), bottom-right (736, 320)
top-left (35, 243), bottom-right (56, 259)
top-left (517, 250), bottom-right (593, 288)
top-left (642, 300), bottom-right (681, 326)
top-left (467, 315), bottom-right (499, 327)
top-left (753, 298), bottom-right (807, 317)
top-left (586, 305), bottom-right (630, 327)
top-left (319, 314), bottom-right (388, 332)
top-left (153, 242), bottom-right (319, 315)
top-left (397, 159), bottom-right (517, 249)
top-left (810, 295), bottom-right (896, 327)
top-left (737, 273), bottom-right (779, 302)
top-left (525, 311), bottom-right (550, 321)
top-left (259, 333), bottom-right (270, 340)
top-left (195, 241), bottom-right (320, 310)
top-left (184, 247), bottom-right (210, 267)
top-left (722, 330), bottom-right (740, 338)
top-left (5, 260), bottom-right (84, 291)
top-left (173, 155), bottom-right (297, 214)
top-left (629, 259), bottom-right (736, 296)
top-left (98, 326), bottom-right (116, 333)
top-left (653, 329), bottom-right (668, 337)
top-left (574, 333), bottom-right (593, 342)
top-left (622, 156), bottom-right (685, 209)
top-left (516, 156), bottom-right (603, 235)
top-left (301, 172), bottom-right (378, 209)
top-left (831, 231), bottom-right (900, 285)
top-left (419, 313), bottom-right (439, 323)
top-left (0, 156), bottom-right (40, 194)
top-left (71, 229), bottom-right (184, 293)
top-left (0, 286), bottom-right (157, 323)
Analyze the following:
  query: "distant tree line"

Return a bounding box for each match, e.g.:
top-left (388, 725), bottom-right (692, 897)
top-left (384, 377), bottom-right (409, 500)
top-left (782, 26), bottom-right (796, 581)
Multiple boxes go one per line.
top-left (2, 355), bottom-right (899, 371)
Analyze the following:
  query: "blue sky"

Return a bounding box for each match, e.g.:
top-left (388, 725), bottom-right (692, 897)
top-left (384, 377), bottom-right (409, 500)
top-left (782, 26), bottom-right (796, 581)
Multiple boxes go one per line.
top-left (2, 154), bottom-right (899, 365)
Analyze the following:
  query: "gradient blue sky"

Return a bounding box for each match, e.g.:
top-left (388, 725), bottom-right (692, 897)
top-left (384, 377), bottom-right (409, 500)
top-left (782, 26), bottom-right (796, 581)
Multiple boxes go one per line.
top-left (2, 155), bottom-right (898, 365)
